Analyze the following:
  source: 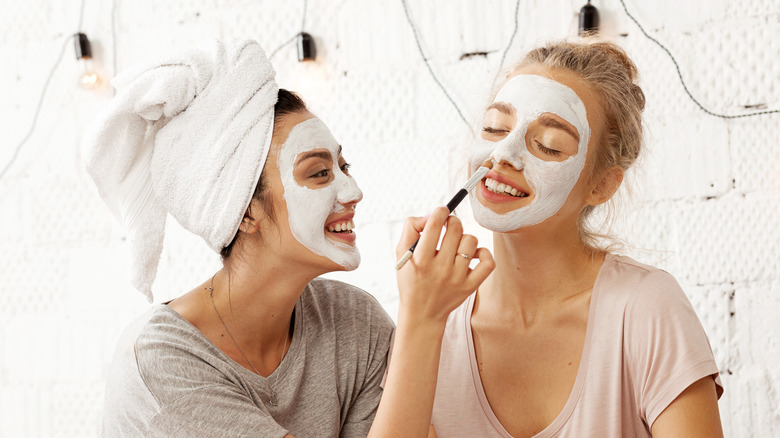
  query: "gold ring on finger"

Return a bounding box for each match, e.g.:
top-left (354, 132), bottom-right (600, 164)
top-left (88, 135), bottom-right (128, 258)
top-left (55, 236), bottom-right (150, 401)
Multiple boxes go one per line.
top-left (457, 253), bottom-right (472, 260)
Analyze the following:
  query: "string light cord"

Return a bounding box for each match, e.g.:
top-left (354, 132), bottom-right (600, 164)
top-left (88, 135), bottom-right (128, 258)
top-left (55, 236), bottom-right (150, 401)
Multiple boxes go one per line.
top-left (77, 0), bottom-right (87, 31)
top-left (300, 0), bottom-right (307, 32)
top-left (269, 0), bottom-right (308, 61)
top-left (619, 0), bottom-right (778, 119)
top-left (269, 34), bottom-right (298, 61)
top-left (401, 0), bottom-right (472, 132)
top-left (0, 0), bottom-right (89, 183)
top-left (0, 37), bottom-right (70, 182)
top-left (401, 0), bottom-right (521, 132)
top-left (112, 0), bottom-right (118, 91)
top-left (497, 0), bottom-right (521, 72)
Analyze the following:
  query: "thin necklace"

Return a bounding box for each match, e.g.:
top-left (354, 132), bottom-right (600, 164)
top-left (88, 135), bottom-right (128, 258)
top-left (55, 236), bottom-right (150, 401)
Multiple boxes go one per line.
top-left (207, 273), bottom-right (290, 378)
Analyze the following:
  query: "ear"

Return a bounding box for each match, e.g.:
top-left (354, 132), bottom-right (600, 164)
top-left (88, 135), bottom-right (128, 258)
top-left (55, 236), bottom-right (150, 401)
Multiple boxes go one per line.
top-left (237, 202), bottom-right (262, 235)
top-left (586, 166), bottom-right (623, 206)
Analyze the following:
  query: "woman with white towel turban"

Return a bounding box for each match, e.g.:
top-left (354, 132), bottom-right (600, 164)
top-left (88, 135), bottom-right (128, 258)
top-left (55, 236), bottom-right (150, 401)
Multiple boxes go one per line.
top-left (86, 39), bottom-right (493, 437)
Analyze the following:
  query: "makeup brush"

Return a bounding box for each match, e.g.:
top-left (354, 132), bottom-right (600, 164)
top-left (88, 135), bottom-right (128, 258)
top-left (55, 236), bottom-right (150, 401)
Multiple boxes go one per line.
top-left (395, 166), bottom-right (490, 270)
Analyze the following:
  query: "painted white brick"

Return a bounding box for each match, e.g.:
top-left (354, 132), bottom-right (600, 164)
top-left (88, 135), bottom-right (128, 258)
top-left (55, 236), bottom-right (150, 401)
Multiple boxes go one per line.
top-left (4, 314), bottom-right (62, 384)
top-left (731, 116), bottom-right (780, 193)
top-left (735, 281), bottom-right (780, 368)
top-left (0, 384), bottom-right (52, 438)
top-left (50, 382), bottom-right (104, 438)
top-left (1, 0), bottom-right (778, 436)
top-left (643, 116), bottom-right (731, 201)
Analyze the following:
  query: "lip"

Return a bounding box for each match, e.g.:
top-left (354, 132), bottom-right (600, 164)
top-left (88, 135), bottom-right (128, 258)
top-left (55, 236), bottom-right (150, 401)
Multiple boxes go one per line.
top-left (325, 212), bottom-right (356, 245)
top-left (325, 212), bottom-right (354, 228)
top-left (477, 170), bottom-right (531, 204)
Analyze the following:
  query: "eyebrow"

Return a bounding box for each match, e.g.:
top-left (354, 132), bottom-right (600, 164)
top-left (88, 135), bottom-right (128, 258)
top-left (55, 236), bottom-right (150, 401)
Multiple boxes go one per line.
top-left (487, 102), bottom-right (516, 115)
top-left (537, 114), bottom-right (580, 142)
top-left (294, 145), bottom-right (342, 166)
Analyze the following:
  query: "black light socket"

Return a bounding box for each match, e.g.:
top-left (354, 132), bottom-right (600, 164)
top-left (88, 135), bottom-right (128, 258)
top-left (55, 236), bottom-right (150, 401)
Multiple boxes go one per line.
top-left (297, 32), bottom-right (316, 62)
top-left (74, 32), bottom-right (92, 59)
top-left (578, 1), bottom-right (599, 36)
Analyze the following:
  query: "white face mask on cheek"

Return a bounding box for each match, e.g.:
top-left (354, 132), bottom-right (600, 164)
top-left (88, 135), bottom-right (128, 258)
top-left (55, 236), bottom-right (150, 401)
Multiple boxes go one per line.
top-left (469, 74), bottom-right (591, 232)
top-left (277, 118), bottom-right (363, 270)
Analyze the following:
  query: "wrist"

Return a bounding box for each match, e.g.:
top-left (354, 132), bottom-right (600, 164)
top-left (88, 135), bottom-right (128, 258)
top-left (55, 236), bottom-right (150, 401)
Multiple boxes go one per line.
top-left (398, 298), bottom-right (452, 326)
top-left (396, 311), bottom-right (447, 339)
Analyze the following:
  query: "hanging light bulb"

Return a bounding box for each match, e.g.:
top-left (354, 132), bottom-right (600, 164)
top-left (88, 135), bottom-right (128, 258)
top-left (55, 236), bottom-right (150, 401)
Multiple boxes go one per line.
top-left (578, 1), bottom-right (599, 36)
top-left (74, 33), bottom-right (101, 89)
top-left (296, 32), bottom-right (316, 62)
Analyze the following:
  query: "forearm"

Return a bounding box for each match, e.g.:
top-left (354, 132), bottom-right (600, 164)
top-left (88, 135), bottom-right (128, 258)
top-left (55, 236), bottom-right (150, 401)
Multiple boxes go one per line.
top-left (367, 209), bottom-right (493, 437)
top-left (368, 315), bottom-right (445, 438)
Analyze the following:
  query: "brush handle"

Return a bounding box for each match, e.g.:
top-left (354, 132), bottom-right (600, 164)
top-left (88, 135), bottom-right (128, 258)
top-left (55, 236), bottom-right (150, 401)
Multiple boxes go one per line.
top-left (395, 250), bottom-right (414, 270)
top-left (395, 189), bottom-right (467, 270)
top-left (445, 188), bottom-right (468, 212)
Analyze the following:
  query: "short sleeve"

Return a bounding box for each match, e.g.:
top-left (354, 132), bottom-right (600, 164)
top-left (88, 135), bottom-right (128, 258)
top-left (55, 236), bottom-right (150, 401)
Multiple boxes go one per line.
top-left (624, 271), bottom-right (723, 427)
top-left (339, 353), bottom-right (389, 438)
top-left (147, 385), bottom-right (289, 438)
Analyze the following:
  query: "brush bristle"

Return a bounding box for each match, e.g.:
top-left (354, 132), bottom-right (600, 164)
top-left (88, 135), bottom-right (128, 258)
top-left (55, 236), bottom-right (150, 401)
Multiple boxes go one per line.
top-left (463, 167), bottom-right (489, 192)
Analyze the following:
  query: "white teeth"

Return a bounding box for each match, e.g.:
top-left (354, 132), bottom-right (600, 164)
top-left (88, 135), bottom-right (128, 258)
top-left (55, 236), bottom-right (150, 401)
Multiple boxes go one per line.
top-left (484, 177), bottom-right (527, 198)
top-left (327, 220), bottom-right (355, 233)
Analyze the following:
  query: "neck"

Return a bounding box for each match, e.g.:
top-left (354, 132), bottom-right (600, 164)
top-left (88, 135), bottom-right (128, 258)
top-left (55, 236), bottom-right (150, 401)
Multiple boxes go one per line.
top-left (476, 223), bottom-right (604, 326)
top-left (210, 246), bottom-right (323, 355)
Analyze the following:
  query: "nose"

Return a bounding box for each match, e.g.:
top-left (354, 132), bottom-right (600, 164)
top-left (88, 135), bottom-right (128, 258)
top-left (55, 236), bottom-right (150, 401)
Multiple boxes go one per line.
top-left (488, 130), bottom-right (527, 171)
top-left (335, 172), bottom-right (363, 206)
top-left (338, 190), bottom-right (362, 209)
top-left (491, 156), bottom-right (524, 172)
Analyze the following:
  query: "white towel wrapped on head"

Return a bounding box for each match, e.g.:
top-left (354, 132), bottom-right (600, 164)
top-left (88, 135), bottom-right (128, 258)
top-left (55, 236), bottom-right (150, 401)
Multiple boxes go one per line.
top-left (83, 39), bottom-right (279, 302)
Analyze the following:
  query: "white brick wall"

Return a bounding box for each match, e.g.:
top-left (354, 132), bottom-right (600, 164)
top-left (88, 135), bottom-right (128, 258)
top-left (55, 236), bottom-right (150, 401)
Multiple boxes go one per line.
top-left (1, 0), bottom-right (778, 436)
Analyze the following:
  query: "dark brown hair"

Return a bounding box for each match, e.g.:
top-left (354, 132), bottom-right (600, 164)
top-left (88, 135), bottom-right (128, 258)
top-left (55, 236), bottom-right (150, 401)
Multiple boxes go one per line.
top-left (220, 88), bottom-right (308, 259)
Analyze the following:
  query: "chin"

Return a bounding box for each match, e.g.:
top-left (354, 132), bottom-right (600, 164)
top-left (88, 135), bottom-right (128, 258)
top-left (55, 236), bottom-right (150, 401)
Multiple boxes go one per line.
top-left (337, 254), bottom-right (360, 272)
top-left (317, 248), bottom-right (360, 273)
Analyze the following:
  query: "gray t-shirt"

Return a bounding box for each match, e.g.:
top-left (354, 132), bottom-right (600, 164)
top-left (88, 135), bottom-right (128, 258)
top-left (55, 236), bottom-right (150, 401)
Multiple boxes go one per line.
top-left (103, 278), bottom-right (395, 438)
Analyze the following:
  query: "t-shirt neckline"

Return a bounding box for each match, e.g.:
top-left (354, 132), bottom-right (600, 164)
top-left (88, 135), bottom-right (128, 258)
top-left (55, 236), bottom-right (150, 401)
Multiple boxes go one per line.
top-left (160, 287), bottom-right (306, 387)
top-left (464, 253), bottom-right (612, 437)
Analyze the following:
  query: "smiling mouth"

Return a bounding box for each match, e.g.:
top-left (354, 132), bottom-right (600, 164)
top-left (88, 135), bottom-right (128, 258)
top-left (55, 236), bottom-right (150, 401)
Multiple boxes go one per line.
top-left (484, 177), bottom-right (529, 198)
top-left (326, 220), bottom-right (355, 234)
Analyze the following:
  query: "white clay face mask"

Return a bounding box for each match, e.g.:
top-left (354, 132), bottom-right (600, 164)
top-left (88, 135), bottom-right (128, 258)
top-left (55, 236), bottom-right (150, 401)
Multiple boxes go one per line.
top-left (277, 118), bottom-right (363, 270)
top-left (469, 74), bottom-right (591, 232)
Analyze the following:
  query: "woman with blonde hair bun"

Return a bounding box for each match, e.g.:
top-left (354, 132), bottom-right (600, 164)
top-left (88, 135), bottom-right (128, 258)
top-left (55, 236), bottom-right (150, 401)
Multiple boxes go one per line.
top-left (425, 40), bottom-right (723, 437)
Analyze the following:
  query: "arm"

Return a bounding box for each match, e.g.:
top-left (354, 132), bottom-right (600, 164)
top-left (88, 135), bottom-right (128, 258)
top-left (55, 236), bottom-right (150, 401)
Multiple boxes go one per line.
top-left (623, 271), bottom-right (723, 435)
top-left (368, 207), bottom-right (495, 438)
top-left (650, 377), bottom-right (723, 437)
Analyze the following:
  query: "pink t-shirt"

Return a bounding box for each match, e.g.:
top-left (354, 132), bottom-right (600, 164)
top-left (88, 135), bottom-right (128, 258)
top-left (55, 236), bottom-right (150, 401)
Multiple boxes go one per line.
top-left (431, 254), bottom-right (723, 437)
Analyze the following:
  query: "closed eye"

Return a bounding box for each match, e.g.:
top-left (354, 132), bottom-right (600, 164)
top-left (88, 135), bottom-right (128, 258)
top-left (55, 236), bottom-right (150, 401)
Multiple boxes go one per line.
top-left (535, 141), bottom-right (562, 157)
top-left (483, 127), bottom-right (510, 134)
